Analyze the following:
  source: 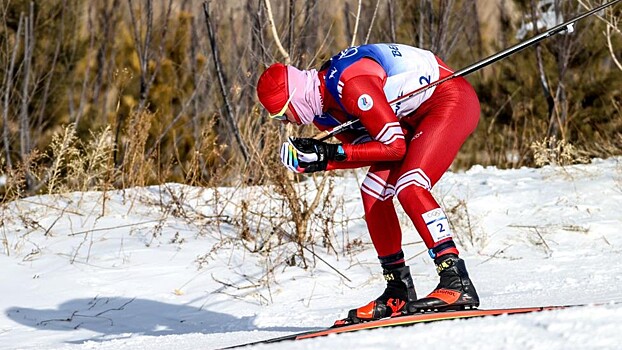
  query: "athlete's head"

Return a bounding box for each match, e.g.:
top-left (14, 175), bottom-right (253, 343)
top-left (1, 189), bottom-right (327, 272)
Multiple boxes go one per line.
top-left (256, 63), bottom-right (322, 125)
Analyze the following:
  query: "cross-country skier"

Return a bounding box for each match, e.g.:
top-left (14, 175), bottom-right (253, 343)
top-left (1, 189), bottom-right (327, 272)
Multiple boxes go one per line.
top-left (256, 43), bottom-right (480, 325)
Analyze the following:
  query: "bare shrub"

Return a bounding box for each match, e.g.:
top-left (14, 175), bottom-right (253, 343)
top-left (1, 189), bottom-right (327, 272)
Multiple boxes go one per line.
top-left (530, 136), bottom-right (590, 167)
top-left (70, 126), bottom-right (117, 192)
top-left (1, 152), bottom-right (38, 201)
top-left (443, 197), bottom-right (487, 252)
top-left (183, 120), bottom-right (223, 186)
top-left (46, 124), bottom-right (80, 194)
top-left (121, 109), bottom-right (155, 188)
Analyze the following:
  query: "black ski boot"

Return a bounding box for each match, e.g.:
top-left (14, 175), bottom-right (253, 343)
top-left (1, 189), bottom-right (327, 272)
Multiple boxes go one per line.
top-left (334, 266), bottom-right (417, 326)
top-left (406, 254), bottom-right (479, 313)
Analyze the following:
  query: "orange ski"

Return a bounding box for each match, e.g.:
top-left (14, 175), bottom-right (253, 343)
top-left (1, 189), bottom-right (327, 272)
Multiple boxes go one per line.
top-left (221, 303), bottom-right (608, 349)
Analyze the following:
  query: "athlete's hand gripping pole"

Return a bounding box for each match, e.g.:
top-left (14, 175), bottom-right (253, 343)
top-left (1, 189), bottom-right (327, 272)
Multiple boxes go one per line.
top-left (280, 137), bottom-right (346, 173)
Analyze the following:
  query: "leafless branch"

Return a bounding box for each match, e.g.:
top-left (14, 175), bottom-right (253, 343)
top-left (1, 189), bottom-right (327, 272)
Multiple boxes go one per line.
top-left (2, 13), bottom-right (23, 170)
top-left (74, 1), bottom-right (96, 126)
top-left (364, 0), bottom-right (381, 44)
top-left (605, 23), bottom-right (622, 71)
top-left (263, 0), bottom-right (290, 64)
top-left (288, 0), bottom-right (295, 61)
top-left (274, 225), bottom-right (352, 282)
top-left (19, 3), bottom-right (34, 164)
top-left (92, 0), bottom-right (121, 114)
top-left (577, 0), bottom-right (622, 71)
top-left (350, 0), bottom-right (362, 47)
top-left (35, 0), bottom-right (66, 139)
top-left (67, 219), bottom-right (162, 237)
top-left (202, 1), bottom-right (250, 161)
top-left (388, 0), bottom-right (396, 42)
top-left (127, 0), bottom-right (173, 112)
top-left (529, 0), bottom-right (555, 123)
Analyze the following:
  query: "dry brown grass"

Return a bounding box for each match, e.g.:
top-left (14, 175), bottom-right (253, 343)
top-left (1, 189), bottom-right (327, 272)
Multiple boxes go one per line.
top-left (530, 136), bottom-right (590, 167)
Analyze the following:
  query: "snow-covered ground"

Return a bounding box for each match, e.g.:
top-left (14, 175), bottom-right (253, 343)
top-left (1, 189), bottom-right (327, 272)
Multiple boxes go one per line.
top-left (1, 158), bottom-right (622, 350)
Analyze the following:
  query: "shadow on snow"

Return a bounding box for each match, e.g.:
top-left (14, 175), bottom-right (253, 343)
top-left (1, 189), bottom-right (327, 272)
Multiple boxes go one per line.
top-left (6, 296), bottom-right (315, 344)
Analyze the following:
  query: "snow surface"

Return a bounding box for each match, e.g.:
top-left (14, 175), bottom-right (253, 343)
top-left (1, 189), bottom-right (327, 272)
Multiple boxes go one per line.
top-left (1, 158), bottom-right (622, 350)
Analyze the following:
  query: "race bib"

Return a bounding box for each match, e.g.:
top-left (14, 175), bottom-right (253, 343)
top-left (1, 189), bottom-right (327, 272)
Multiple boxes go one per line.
top-left (422, 208), bottom-right (452, 243)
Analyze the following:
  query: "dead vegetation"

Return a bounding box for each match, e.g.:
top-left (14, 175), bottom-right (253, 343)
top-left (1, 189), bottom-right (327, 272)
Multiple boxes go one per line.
top-left (0, 0), bottom-right (621, 276)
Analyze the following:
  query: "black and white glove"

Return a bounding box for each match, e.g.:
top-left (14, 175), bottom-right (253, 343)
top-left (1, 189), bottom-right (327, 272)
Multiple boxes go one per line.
top-left (279, 137), bottom-right (346, 173)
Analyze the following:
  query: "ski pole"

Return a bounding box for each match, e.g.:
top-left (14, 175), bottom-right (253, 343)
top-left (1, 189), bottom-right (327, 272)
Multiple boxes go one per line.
top-left (313, 0), bottom-right (621, 141)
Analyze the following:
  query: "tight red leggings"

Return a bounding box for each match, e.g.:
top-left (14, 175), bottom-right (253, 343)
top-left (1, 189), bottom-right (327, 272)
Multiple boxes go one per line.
top-left (360, 74), bottom-right (480, 258)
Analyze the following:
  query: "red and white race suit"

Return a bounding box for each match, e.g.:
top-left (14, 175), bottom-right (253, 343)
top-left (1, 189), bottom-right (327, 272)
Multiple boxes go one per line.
top-left (314, 44), bottom-right (480, 258)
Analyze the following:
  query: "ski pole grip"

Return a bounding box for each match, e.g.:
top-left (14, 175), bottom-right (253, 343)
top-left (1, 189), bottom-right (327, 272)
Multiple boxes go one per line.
top-left (313, 130), bottom-right (331, 140)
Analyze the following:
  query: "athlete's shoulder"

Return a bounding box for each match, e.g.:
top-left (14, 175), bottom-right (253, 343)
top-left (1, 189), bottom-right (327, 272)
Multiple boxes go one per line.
top-left (340, 58), bottom-right (386, 82)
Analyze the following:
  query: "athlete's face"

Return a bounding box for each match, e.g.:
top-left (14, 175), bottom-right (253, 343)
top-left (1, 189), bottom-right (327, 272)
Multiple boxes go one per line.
top-left (281, 108), bottom-right (300, 125)
top-left (269, 107), bottom-right (300, 125)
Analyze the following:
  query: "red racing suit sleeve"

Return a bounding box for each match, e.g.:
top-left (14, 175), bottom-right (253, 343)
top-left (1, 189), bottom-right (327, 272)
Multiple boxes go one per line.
top-left (312, 118), bottom-right (376, 170)
top-left (327, 58), bottom-right (407, 170)
top-left (311, 125), bottom-right (374, 171)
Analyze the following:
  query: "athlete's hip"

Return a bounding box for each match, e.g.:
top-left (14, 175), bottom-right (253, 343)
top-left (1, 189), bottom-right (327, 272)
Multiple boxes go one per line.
top-left (401, 76), bottom-right (480, 127)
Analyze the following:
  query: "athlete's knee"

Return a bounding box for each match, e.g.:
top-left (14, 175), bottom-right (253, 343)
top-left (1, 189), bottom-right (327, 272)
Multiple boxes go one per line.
top-left (361, 172), bottom-right (396, 203)
top-left (395, 168), bottom-right (432, 201)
